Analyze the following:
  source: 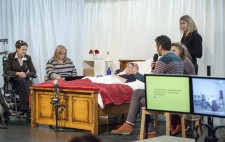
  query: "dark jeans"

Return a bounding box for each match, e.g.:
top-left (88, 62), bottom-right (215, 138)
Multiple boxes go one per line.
top-left (126, 89), bottom-right (151, 132)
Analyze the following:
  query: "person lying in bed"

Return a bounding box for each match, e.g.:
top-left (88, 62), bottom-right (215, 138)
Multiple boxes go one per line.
top-left (86, 62), bottom-right (143, 84)
top-left (115, 62), bottom-right (142, 83)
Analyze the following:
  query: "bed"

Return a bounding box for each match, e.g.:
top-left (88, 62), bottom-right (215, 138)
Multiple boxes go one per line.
top-left (30, 59), bottom-right (150, 134)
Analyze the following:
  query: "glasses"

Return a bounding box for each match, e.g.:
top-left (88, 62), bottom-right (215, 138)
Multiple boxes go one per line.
top-left (59, 52), bottom-right (66, 55)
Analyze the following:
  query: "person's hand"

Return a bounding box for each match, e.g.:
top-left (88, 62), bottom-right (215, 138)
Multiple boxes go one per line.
top-left (131, 66), bottom-right (138, 74)
top-left (55, 75), bottom-right (61, 80)
top-left (16, 72), bottom-right (26, 78)
top-left (151, 61), bottom-right (156, 69)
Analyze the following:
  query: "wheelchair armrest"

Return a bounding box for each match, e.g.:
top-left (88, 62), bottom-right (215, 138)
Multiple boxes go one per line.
top-left (3, 73), bottom-right (37, 80)
top-left (2, 74), bottom-right (16, 80)
top-left (32, 75), bottom-right (37, 78)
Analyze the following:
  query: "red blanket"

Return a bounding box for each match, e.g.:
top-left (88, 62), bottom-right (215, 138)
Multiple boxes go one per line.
top-left (32, 79), bottom-right (133, 105)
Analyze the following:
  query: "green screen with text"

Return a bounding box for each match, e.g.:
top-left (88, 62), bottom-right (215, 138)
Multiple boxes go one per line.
top-left (145, 76), bottom-right (190, 113)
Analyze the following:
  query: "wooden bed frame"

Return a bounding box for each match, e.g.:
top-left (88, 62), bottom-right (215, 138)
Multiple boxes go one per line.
top-left (30, 59), bottom-right (145, 134)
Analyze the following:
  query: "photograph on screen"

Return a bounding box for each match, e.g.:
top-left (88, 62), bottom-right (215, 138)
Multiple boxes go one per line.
top-left (191, 77), bottom-right (225, 118)
top-left (145, 75), bottom-right (190, 113)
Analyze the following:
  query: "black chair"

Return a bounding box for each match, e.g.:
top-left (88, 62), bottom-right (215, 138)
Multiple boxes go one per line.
top-left (2, 74), bottom-right (37, 118)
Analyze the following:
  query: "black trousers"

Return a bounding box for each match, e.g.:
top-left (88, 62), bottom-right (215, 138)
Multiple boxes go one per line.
top-left (14, 77), bottom-right (30, 111)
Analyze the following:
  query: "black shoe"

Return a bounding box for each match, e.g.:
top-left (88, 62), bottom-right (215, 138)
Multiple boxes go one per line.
top-left (26, 111), bottom-right (31, 120)
top-left (9, 110), bottom-right (18, 116)
top-left (19, 110), bottom-right (30, 119)
top-left (0, 123), bottom-right (8, 129)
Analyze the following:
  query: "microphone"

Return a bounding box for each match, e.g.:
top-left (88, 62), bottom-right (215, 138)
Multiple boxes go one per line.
top-left (152, 53), bottom-right (158, 70)
top-left (53, 80), bottom-right (59, 97)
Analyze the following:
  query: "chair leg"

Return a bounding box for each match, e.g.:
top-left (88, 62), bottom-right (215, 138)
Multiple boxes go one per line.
top-left (181, 115), bottom-right (186, 138)
top-left (140, 108), bottom-right (146, 140)
top-left (196, 117), bottom-right (201, 134)
top-left (165, 112), bottom-right (170, 136)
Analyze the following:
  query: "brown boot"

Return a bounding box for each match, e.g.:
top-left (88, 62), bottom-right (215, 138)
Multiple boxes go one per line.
top-left (111, 122), bottom-right (134, 135)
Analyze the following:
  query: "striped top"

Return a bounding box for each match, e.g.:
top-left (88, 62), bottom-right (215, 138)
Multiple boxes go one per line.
top-left (46, 58), bottom-right (77, 80)
top-left (152, 52), bottom-right (183, 75)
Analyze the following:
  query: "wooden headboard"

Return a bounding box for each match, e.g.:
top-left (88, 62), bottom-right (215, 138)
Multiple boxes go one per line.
top-left (119, 59), bottom-right (145, 70)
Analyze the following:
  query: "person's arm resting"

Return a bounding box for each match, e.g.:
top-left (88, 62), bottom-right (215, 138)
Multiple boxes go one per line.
top-left (46, 61), bottom-right (59, 80)
top-left (134, 72), bottom-right (144, 82)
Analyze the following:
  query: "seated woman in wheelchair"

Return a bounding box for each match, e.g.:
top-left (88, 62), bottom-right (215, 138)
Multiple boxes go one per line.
top-left (4, 40), bottom-right (36, 117)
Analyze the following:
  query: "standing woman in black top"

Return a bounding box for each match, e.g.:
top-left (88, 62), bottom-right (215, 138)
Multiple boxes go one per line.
top-left (4, 40), bottom-right (36, 114)
top-left (180, 15), bottom-right (202, 74)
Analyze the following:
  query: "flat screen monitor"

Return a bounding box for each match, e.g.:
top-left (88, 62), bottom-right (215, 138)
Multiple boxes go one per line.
top-left (190, 76), bottom-right (225, 118)
top-left (145, 74), bottom-right (190, 113)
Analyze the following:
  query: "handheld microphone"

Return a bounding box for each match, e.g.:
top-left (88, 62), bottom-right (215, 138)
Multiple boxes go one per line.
top-left (152, 53), bottom-right (158, 70)
top-left (53, 80), bottom-right (59, 97)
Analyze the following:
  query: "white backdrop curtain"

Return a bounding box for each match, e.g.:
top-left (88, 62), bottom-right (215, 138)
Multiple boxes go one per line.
top-left (0, 0), bottom-right (225, 86)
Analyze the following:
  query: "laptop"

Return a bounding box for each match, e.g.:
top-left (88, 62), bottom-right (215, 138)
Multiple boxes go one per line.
top-left (65, 76), bottom-right (85, 81)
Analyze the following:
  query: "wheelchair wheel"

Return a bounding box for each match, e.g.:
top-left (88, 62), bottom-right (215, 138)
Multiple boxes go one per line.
top-left (214, 126), bottom-right (225, 142)
top-left (194, 124), bottom-right (214, 142)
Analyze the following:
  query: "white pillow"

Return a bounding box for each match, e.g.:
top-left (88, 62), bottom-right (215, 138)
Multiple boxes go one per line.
top-left (118, 59), bottom-right (152, 75)
top-left (132, 59), bottom-right (152, 74)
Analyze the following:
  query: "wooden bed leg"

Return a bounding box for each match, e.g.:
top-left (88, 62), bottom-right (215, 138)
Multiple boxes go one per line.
top-left (30, 88), bottom-right (37, 127)
top-left (91, 92), bottom-right (99, 135)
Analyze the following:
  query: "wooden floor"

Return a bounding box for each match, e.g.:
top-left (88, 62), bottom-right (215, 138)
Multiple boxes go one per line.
top-left (0, 116), bottom-right (195, 142)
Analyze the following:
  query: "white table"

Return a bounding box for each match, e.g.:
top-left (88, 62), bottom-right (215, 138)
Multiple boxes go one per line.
top-left (134, 136), bottom-right (195, 142)
top-left (83, 59), bottom-right (107, 76)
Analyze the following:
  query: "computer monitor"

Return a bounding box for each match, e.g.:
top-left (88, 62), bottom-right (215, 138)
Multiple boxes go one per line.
top-left (190, 76), bottom-right (225, 118)
top-left (145, 74), bottom-right (191, 113)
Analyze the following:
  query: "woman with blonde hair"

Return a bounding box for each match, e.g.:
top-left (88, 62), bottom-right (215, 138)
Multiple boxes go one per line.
top-left (180, 15), bottom-right (202, 74)
top-left (46, 45), bottom-right (77, 80)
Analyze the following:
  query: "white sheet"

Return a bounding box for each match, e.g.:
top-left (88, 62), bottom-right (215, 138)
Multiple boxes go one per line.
top-left (84, 75), bottom-right (123, 84)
